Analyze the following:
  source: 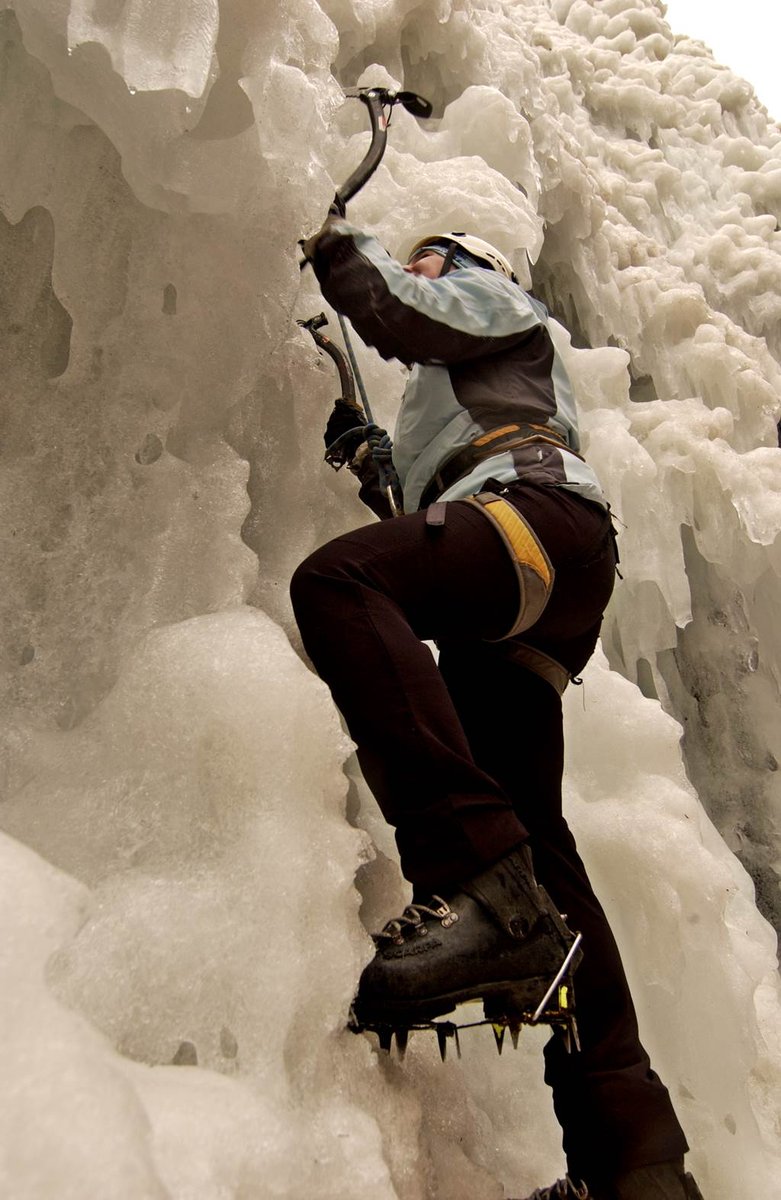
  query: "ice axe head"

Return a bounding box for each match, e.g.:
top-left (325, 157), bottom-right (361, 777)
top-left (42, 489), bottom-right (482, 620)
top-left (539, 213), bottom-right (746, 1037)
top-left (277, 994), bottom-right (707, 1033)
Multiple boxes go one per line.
top-left (393, 90), bottom-right (433, 119)
top-left (336, 87), bottom-right (433, 208)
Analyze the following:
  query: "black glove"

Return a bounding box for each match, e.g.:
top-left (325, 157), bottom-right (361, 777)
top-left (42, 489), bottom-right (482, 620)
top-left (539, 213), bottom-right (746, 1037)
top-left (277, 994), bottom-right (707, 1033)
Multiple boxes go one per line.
top-left (324, 399), bottom-right (368, 467)
top-left (299, 207), bottom-right (344, 264)
top-left (324, 399), bottom-right (366, 446)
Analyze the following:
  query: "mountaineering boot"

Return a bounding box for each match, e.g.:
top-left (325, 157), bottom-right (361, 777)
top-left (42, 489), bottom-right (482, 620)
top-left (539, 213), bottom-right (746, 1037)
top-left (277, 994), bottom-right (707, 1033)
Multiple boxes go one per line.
top-left (515, 1161), bottom-right (705, 1200)
top-left (352, 845), bottom-right (581, 1025)
top-left (591, 1162), bottom-right (705, 1200)
top-left (518, 1181), bottom-right (589, 1200)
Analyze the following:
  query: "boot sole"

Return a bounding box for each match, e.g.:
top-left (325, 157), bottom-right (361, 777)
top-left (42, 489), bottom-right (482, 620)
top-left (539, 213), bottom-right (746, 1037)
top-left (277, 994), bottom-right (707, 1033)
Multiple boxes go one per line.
top-left (354, 933), bottom-right (583, 1027)
top-left (353, 973), bottom-right (560, 1027)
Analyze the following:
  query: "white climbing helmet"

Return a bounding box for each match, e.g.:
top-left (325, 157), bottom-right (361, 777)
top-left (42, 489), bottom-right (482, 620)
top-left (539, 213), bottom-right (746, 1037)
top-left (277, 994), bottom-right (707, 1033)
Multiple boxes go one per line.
top-left (404, 232), bottom-right (516, 280)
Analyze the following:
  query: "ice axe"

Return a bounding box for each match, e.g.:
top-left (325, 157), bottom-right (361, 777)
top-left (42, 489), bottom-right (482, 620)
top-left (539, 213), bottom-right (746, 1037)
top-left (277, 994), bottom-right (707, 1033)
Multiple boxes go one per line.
top-left (297, 86), bottom-right (432, 516)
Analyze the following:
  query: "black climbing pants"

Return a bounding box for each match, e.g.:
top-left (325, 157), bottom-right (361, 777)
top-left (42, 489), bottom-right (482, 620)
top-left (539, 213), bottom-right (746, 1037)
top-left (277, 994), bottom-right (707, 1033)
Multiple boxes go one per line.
top-left (290, 481), bottom-right (688, 1180)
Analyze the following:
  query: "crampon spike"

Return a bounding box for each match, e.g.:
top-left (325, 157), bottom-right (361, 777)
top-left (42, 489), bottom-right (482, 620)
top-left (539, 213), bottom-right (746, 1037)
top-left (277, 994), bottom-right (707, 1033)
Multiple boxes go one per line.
top-left (350, 975), bottom-right (580, 1062)
top-left (377, 1027), bottom-right (393, 1054)
top-left (555, 1023), bottom-right (572, 1054)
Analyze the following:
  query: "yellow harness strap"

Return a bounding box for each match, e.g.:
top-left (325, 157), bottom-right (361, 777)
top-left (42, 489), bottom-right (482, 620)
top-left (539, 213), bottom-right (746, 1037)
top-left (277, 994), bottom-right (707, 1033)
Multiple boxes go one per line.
top-left (463, 492), bottom-right (554, 640)
top-left (501, 643), bottom-right (571, 696)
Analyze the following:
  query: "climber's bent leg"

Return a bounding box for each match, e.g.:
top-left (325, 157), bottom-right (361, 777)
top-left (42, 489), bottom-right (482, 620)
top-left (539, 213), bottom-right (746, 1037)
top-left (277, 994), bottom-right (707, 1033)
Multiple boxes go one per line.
top-left (291, 501), bottom-right (529, 892)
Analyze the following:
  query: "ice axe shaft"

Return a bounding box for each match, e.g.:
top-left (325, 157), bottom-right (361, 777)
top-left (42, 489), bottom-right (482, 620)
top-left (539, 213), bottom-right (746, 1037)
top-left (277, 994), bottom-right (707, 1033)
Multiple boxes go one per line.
top-left (336, 312), bottom-right (372, 422)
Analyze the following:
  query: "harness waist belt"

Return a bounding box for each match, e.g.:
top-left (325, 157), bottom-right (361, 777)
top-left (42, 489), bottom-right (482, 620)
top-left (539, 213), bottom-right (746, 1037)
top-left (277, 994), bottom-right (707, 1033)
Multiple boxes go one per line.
top-left (418, 423), bottom-right (575, 510)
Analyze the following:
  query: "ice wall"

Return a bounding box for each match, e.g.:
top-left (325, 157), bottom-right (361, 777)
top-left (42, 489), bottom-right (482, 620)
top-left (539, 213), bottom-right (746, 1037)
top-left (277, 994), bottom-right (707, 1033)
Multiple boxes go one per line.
top-left (1, 1), bottom-right (780, 1198)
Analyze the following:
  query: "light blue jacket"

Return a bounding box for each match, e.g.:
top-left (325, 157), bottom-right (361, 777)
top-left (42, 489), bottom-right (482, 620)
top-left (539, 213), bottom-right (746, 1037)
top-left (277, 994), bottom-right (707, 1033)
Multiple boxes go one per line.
top-left (313, 220), bottom-right (606, 514)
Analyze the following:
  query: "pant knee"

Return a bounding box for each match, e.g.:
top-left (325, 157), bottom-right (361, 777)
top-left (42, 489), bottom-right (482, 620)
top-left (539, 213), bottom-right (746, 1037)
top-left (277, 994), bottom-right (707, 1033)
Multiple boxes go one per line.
top-left (290, 539), bottom-right (361, 623)
top-left (289, 551), bottom-right (324, 620)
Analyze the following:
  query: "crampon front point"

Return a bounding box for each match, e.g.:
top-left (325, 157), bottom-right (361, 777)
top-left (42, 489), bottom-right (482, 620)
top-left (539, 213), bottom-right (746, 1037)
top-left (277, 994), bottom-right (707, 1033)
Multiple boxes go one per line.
top-left (349, 933), bottom-right (582, 1061)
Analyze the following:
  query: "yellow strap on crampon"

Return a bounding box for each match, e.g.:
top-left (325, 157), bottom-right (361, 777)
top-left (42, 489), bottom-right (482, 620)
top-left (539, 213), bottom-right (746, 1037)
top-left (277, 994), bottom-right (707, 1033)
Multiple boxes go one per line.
top-left (463, 492), bottom-right (554, 640)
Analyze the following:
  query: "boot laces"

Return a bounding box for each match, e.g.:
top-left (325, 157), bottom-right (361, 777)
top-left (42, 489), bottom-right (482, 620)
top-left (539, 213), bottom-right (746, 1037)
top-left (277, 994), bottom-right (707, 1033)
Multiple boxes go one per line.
top-left (527, 1179), bottom-right (590, 1200)
top-left (375, 896), bottom-right (456, 944)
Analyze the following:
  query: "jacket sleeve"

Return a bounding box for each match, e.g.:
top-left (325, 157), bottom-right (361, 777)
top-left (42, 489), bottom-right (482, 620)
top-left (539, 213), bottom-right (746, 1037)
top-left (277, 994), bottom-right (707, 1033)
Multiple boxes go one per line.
top-left (311, 221), bottom-right (542, 366)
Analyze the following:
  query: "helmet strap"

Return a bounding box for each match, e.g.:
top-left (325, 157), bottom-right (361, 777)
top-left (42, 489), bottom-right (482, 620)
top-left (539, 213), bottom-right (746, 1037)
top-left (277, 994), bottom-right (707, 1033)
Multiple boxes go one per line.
top-left (439, 241), bottom-right (459, 276)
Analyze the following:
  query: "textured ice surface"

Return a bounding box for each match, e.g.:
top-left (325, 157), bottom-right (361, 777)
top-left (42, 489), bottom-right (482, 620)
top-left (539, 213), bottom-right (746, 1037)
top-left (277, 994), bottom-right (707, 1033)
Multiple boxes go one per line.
top-left (1, 1), bottom-right (780, 1197)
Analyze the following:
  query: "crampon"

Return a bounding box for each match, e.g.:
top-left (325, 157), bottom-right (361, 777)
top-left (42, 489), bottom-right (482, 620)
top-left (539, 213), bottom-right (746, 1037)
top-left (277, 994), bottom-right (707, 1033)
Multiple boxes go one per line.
top-left (348, 932), bottom-right (582, 1061)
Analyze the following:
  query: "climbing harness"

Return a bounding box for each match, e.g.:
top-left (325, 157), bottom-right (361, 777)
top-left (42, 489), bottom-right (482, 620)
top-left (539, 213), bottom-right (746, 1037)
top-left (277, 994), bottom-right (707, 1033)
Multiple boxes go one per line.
top-left (497, 642), bottom-right (572, 697)
top-left (418, 422), bottom-right (582, 510)
top-left (425, 489), bottom-right (568, 689)
top-left (462, 492), bottom-right (554, 638)
top-left (298, 86), bottom-right (432, 517)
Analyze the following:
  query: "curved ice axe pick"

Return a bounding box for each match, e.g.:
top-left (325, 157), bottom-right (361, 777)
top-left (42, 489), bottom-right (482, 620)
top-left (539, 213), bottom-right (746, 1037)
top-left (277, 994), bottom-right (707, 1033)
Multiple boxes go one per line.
top-left (335, 86), bottom-right (433, 209)
top-left (299, 86), bottom-right (433, 269)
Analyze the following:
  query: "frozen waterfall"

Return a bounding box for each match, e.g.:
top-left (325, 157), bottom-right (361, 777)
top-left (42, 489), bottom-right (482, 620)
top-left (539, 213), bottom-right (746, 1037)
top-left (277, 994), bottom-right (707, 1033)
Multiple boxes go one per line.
top-left (1, 1), bottom-right (780, 1197)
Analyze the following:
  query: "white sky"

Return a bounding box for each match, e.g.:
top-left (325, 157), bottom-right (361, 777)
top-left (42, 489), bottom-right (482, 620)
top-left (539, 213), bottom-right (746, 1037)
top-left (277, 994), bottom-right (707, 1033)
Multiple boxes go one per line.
top-left (663, 0), bottom-right (781, 122)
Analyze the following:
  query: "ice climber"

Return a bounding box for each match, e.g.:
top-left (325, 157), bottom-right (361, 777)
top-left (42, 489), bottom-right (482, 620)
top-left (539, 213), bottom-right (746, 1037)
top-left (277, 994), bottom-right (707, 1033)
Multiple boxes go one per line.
top-left (292, 216), bottom-right (705, 1200)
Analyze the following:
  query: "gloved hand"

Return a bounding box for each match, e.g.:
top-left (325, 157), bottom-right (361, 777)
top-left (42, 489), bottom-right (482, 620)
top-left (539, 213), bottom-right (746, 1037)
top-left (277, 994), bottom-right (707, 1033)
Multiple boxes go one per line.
top-left (299, 198), bottom-right (345, 264)
top-left (366, 427), bottom-right (393, 465)
top-left (323, 399), bottom-right (368, 467)
top-left (348, 425), bottom-right (393, 477)
top-left (324, 399), bottom-right (367, 447)
top-left (350, 427), bottom-right (401, 516)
